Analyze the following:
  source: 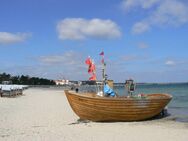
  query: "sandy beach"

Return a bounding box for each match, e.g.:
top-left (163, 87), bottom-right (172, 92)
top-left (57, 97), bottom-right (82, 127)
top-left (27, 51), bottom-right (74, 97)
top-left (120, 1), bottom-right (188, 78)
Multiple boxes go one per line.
top-left (0, 88), bottom-right (188, 141)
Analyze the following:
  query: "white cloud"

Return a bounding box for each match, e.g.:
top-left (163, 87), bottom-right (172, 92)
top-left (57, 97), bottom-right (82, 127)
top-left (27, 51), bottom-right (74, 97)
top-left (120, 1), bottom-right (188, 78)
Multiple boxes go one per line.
top-left (39, 51), bottom-right (84, 66)
top-left (138, 42), bottom-right (149, 49)
top-left (118, 54), bottom-right (149, 63)
top-left (151, 0), bottom-right (188, 26)
top-left (122, 0), bottom-right (161, 11)
top-left (38, 51), bottom-right (98, 80)
top-left (122, 55), bottom-right (139, 61)
top-left (122, 0), bottom-right (188, 34)
top-left (39, 55), bottom-right (66, 64)
top-left (132, 21), bottom-right (150, 34)
top-left (57, 18), bottom-right (122, 40)
top-left (165, 60), bottom-right (176, 66)
top-left (0, 32), bottom-right (31, 44)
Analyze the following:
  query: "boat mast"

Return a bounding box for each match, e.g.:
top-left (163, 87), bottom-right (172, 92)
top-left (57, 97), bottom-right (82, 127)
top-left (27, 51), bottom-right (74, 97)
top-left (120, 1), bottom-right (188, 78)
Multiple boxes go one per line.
top-left (99, 51), bottom-right (107, 94)
top-left (102, 62), bottom-right (107, 84)
top-left (100, 51), bottom-right (106, 84)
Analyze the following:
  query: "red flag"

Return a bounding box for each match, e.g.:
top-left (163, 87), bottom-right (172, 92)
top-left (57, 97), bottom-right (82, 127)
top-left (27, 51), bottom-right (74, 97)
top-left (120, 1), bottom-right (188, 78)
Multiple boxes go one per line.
top-left (88, 63), bottom-right (96, 73)
top-left (99, 51), bottom-right (104, 56)
top-left (85, 56), bottom-right (97, 81)
top-left (85, 57), bottom-right (92, 65)
top-left (89, 73), bottom-right (96, 80)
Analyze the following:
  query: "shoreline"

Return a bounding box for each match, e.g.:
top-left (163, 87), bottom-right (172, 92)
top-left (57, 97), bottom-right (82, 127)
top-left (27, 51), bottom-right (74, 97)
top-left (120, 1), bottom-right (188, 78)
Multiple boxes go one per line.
top-left (0, 88), bottom-right (187, 141)
top-left (168, 108), bottom-right (188, 123)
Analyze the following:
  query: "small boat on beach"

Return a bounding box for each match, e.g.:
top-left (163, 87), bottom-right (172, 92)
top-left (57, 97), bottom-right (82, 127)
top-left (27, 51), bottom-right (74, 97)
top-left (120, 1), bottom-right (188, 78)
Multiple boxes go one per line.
top-left (65, 52), bottom-right (172, 121)
top-left (0, 85), bottom-right (28, 97)
top-left (65, 90), bottom-right (172, 121)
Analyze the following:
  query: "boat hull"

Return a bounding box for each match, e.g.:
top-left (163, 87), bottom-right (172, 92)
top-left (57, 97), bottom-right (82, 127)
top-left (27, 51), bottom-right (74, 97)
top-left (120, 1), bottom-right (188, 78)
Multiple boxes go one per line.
top-left (65, 90), bottom-right (172, 121)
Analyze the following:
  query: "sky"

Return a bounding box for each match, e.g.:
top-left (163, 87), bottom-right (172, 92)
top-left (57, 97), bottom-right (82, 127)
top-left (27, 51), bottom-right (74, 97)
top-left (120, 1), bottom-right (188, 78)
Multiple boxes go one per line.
top-left (0, 0), bottom-right (188, 83)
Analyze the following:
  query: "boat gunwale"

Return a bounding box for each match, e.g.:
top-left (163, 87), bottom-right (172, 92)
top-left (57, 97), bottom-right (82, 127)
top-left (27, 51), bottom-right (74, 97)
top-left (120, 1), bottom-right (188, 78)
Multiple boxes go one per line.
top-left (65, 90), bottom-right (172, 101)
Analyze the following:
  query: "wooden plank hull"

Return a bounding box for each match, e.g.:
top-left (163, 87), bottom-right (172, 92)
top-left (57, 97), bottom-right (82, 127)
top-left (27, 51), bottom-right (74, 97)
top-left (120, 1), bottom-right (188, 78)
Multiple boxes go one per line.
top-left (65, 90), bottom-right (172, 121)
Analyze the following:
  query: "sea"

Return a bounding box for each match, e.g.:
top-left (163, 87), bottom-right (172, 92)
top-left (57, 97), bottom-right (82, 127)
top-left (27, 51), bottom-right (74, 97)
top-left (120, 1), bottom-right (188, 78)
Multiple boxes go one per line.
top-left (114, 83), bottom-right (188, 122)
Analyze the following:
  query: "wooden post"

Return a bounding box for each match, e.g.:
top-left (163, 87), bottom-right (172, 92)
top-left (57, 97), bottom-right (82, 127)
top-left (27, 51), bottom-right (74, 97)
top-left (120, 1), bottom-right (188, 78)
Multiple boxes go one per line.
top-left (107, 80), bottom-right (114, 89)
top-left (0, 88), bottom-right (2, 97)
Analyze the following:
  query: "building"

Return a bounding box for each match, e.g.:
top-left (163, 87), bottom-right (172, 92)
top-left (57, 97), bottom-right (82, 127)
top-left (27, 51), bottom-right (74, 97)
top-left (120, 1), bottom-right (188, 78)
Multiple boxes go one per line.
top-left (2, 81), bottom-right (12, 84)
top-left (54, 79), bottom-right (69, 85)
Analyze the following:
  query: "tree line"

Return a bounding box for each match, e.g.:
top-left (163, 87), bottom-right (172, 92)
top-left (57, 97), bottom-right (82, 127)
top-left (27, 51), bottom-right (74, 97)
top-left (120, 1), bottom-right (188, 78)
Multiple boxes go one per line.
top-left (0, 73), bottom-right (56, 85)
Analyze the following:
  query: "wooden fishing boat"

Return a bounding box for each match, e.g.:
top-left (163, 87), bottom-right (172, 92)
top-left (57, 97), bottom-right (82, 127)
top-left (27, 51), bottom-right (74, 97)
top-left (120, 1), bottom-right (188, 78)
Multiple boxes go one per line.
top-left (65, 90), bottom-right (172, 122)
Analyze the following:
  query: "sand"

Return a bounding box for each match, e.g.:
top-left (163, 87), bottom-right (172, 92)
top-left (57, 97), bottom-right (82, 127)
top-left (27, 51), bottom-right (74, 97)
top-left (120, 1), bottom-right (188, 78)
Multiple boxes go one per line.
top-left (0, 88), bottom-right (188, 141)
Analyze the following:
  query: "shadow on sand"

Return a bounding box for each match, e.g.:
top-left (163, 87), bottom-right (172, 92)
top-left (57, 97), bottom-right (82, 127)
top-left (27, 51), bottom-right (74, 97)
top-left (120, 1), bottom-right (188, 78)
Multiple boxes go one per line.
top-left (68, 119), bottom-right (91, 125)
top-left (68, 111), bottom-right (173, 125)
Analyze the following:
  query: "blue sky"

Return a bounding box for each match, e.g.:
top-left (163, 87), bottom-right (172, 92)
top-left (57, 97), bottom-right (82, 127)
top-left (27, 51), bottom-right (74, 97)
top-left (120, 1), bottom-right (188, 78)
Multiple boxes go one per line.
top-left (0, 0), bottom-right (188, 82)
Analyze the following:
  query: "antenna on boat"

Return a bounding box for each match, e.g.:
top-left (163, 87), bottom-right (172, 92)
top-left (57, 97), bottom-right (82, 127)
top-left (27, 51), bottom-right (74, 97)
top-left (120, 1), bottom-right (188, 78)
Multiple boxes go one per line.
top-left (125, 79), bottom-right (136, 96)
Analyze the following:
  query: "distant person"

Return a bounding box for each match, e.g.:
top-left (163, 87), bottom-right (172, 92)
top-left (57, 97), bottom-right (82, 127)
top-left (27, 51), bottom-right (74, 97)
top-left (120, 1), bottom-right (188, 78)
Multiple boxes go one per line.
top-left (75, 88), bottom-right (79, 93)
